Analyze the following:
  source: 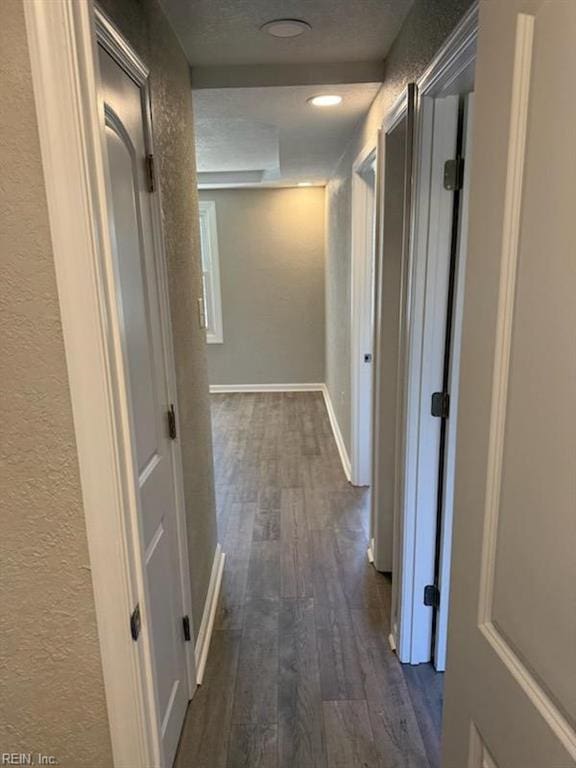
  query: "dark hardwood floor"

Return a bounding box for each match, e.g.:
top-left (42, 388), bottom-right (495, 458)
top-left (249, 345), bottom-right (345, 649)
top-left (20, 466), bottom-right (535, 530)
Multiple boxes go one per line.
top-left (175, 392), bottom-right (442, 768)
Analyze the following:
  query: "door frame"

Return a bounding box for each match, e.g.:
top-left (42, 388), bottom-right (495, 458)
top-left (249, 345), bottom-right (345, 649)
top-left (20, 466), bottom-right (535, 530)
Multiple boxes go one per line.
top-left (23, 2), bottom-right (195, 765)
top-left (350, 142), bottom-right (378, 487)
top-left (394, 4), bottom-right (478, 663)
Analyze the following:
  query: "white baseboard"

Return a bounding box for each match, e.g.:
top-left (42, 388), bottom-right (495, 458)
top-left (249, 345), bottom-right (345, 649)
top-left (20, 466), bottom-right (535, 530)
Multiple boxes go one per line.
top-left (321, 385), bottom-right (352, 482)
top-left (194, 543), bottom-right (225, 685)
top-left (210, 383), bottom-right (324, 393)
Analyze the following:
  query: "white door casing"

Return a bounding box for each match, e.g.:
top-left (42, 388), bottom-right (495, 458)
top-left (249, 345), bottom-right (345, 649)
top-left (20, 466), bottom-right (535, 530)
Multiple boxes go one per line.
top-left (97, 17), bottom-right (192, 768)
top-left (392, 2), bottom-right (478, 668)
top-left (398, 93), bottom-right (460, 665)
top-left (23, 1), bottom-right (196, 763)
top-left (443, 2), bottom-right (576, 766)
top-left (351, 145), bottom-right (377, 487)
top-left (434, 93), bottom-right (474, 672)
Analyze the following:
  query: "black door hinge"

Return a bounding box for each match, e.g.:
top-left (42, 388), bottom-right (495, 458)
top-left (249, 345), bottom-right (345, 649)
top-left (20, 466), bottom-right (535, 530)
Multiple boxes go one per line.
top-left (182, 615), bottom-right (191, 642)
top-left (443, 157), bottom-right (465, 191)
top-left (145, 154), bottom-right (155, 193)
top-left (130, 603), bottom-right (141, 641)
top-left (424, 584), bottom-right (440, 609)
top-left (431, 391), bottom-right (450, 419)
top-left (167, 404), bottom-right (177, 440)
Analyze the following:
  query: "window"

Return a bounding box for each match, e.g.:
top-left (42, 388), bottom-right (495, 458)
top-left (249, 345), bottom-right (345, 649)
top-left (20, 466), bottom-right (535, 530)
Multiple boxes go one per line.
top-left (198, 200), bottom-right (223, 343)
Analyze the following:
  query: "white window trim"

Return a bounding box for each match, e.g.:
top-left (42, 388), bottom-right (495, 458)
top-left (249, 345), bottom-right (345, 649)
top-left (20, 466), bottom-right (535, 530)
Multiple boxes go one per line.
top-left (198, 200), bottom-right (223, 344)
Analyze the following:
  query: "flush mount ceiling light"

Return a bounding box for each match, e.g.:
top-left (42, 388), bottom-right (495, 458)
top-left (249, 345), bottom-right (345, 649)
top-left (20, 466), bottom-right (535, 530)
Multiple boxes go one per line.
top-left (307, 94), bottom-right (343, 108)
top-left (261, 19), bottom-right (311, 38)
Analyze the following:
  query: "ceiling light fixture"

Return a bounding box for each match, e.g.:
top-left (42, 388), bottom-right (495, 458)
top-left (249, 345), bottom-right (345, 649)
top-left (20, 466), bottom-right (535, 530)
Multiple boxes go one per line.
top-left (307, 94), bottom-right (343, 108)
top-left (298, 182), bottom-right (313, 187)
top-left (261, 19), bottom-right (311, 38)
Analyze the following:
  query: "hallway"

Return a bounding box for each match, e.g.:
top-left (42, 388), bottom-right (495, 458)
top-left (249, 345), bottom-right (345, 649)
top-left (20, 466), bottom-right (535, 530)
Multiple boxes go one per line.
top-left (175, 392), bottom-right (441, 767)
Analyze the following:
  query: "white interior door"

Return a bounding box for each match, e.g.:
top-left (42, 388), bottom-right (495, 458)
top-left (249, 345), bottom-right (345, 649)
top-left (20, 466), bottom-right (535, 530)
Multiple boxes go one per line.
top-left (443, 2), bottom-right (576, 765)
top-left (98, 40), bottom-right (191, 768)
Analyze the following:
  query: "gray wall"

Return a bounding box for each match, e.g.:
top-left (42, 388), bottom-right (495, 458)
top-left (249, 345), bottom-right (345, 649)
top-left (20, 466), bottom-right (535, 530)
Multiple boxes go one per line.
top-left (0, 1), bottom-right (112, 763)
top-left (0, 0), bottom-right (218, 762)
top-left (98, 0), bottom-right (219, 640)
top-left (201, 188), bottom-right (326, 386)
top-left (325, 0), bottom-right (476, 454)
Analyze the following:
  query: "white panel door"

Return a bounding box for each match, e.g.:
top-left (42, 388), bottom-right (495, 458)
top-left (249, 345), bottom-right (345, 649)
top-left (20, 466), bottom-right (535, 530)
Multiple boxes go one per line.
top-left (97, 43), bottom-right (190, 767)
top-left (443, 2), bottom-right (576, 766)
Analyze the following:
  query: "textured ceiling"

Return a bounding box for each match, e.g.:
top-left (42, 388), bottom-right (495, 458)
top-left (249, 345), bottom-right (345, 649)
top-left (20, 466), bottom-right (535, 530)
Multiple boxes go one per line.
top-left (194, 83), bottom-right (381, 187)
top-left (159, 0), bottom-right (415, 67)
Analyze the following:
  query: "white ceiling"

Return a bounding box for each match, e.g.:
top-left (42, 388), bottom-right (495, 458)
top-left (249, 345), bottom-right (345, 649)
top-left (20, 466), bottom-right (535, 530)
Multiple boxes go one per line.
top-left (159, 0), bottom-right (415, 68)
top-left (194, 82), bottom-right (382, 188)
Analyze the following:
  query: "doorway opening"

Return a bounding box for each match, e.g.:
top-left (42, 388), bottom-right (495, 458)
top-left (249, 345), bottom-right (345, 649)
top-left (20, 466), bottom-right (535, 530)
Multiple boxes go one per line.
top-left (369, 7), bottom-right (478, 763)
top-left (394, 72), bottom-right (476, 673)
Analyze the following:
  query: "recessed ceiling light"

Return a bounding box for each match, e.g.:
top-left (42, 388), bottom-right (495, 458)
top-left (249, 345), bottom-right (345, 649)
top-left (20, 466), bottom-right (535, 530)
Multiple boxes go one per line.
top-left (261, 19), bottom-right (311, 38)
top-left (308, 94), bottom-right (343, 108)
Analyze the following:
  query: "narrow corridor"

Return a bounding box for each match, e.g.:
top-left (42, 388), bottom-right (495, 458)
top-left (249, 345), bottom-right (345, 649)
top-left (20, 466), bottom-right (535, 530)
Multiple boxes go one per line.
top-left (175, 392), bottom-right (441, 767)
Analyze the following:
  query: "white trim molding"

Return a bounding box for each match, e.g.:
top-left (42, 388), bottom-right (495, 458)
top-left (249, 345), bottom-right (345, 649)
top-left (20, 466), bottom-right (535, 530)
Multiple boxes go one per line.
top-left (194, 544), bottom-right (225, 685)
top-left (350, 141), bottom-right (378, 487)
top-left (210, 383), bottom-right (324, 394)
top-left (477, 12), bottom-right (533, 627)
top-left (417, 2), bottom-right (478, 97)
top-left (321, 385), bottom-right (352, 482)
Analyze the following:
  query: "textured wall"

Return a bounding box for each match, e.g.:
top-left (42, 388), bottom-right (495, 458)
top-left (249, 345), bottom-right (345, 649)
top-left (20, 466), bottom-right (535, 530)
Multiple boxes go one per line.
top-left (98, 0), bottom-right (219, 637)
top-left (200, 188), bottom-right (325, 386)
top-left (0, 1), bottom-right (113, 764)
top-left (325, 0), bottom-right (476, 454)
top-left (325, 177), bottom-right (352, 446)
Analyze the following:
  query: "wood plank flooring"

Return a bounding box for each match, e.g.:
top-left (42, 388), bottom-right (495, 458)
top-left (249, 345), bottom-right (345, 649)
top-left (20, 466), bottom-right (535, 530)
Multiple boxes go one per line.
top-left (175, 392), bottom-right (442, 768)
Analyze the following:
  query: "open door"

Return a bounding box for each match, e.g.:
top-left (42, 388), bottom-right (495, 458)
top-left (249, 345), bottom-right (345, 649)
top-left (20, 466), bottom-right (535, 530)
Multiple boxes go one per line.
top-left (443, 2), bottom-right (576, 766)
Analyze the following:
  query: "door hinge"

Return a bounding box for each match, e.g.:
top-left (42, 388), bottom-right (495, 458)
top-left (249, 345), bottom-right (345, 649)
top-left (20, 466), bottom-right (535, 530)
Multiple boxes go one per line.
top-left (130, 603), bottom-right (141, 641)
top-left (182, 615), bottom-right (191, 642)
top-left (145, 154), bottom-right (155, 193)
top-left (167, 403), bottom-right (177, 440)
top-left (424, 584), bottom-right (440, 609)
top-left (431, 391), bottom-right (450, 419)
top-left (443, 157), bottom-right (464, 191)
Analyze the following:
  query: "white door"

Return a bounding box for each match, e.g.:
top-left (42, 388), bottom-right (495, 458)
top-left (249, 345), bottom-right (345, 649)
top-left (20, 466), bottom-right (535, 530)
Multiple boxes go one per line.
top-left (97, 39), bottom-right (191, 767)
top-left (443, 2), bottom-right (576, 766)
